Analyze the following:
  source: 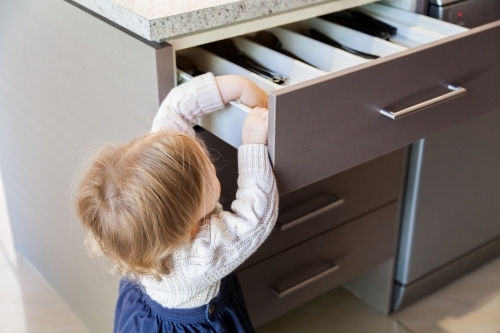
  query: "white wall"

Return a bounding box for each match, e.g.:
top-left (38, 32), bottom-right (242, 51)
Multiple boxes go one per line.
top-left (0, 0), bottom-right (167, 331)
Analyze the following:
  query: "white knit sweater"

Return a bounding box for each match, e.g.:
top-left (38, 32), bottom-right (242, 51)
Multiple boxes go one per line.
top-left (140, 73), bottom-right (279, 309)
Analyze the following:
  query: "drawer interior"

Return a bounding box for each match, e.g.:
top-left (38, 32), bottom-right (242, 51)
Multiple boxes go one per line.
top-left (176, 3), bottom-right (468, 148)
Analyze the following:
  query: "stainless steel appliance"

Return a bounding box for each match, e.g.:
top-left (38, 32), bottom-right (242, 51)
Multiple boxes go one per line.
top-left (393, 1), bottom-right (500, 310)
top-left (428, 0), bottom-right (500, 27)
top-left (393, 110), bottom-right (500, 310)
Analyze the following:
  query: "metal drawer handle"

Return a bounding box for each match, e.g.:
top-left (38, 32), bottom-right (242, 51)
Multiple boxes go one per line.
top-left (380, 85), bottom-right (467, 120)
top-left (272, 261), bottom-right (340, 298)
top-left (278, 195), bottom-right (345, 231)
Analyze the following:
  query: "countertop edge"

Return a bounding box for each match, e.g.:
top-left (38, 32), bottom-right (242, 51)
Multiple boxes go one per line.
top-left (70, 0), bottom-right (347, 41)
top-left (71, 0), bottom-right (153, 40)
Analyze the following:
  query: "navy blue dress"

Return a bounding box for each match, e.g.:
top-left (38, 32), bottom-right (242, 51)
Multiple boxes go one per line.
top-left (114, 273), bottom-right (255, 333)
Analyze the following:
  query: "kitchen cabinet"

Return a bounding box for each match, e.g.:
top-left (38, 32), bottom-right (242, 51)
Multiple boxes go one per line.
top-left (200, 128), bottom-right (405, 326)
top-left (0, 0), bottom-right (498, 331)
top-left (174, 4), bottom-right (499, 195)
top-left (167, 3), bottom-right (500, 324)
top-left (239, 202), bottom-right (399, 326)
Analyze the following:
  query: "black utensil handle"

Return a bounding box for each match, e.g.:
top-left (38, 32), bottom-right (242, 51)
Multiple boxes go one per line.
top-left (233, 56), bottom-right (287, 84)
top-left (338, 45), bottom-right (380, 60)
top-left (350, 10), bottom-right (397, 36)
top-left (305, 29), bottom-right (379, 60)
top-left (321, 13), bottom-right (391, 40)
top-left (238, 57), bottom-right (279, 78)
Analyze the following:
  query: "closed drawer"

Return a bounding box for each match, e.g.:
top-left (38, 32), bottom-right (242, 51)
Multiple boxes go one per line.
top-left (236, 202), bottom-right (399, 327)
top-left (175, 3), bottom-right (500, 195)
top-left (239, 147), bottom-right (404, 269)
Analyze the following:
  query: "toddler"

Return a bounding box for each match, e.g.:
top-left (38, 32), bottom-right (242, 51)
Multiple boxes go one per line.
top-left (75, 73), bottom-right (278, 333)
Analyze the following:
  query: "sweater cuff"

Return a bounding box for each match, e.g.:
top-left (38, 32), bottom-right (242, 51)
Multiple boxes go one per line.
top-left (190, 73), bottom-right (225, 117)
top-left (238, 144), bottom-right (272, 175)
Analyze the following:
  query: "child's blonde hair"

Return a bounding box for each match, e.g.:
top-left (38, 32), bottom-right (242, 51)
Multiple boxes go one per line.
top-left (75, 131), bottom-right (214, 280)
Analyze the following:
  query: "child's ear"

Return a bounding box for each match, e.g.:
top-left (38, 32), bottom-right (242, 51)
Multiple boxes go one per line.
top-left (190, 222), bottom-right (200, 238)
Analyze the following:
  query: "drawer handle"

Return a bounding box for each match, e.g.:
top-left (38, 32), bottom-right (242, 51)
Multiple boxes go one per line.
top-left (272, 261), bottom-right (340, 298)
top-left (278, 195), bottom-right (345, 231)
top-left (380, 85), bottom-right (467, 120)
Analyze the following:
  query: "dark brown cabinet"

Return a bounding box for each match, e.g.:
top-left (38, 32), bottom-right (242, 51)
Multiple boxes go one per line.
top-left (238, 202), bottom-right (399, 326)
top-left (189, 4), bottom-right (500, 327)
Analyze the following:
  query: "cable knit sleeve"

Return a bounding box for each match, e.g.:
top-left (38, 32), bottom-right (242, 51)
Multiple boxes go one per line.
top-left (151, 73), bottom-right (225, 137)
top-left (139, 75), bottom-right (279, 308)
top-left (183, 144), bottom-right (279, 281)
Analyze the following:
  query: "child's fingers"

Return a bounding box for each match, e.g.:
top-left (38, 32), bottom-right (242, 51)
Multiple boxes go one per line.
top-left (251, 107), bottom-right (265, 112)
top-left (251, 107), bottom-right (267, 115)
top-left (242, 107), bottom-right (269, 145)
top-left (238, 79), bottom-right (268, 108)
top-left (259, 109), bottom-right (268, 122)
top-left (255, 108), bottom-right (268, 120)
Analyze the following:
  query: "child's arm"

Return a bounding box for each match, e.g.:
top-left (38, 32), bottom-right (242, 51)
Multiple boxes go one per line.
top-left (152, 73), bottom-right (277, 281)
top-left (185, 98), bottom-right (278, 283)
top-left (214, 75), bottom-right (268, 110)
top-left (186, 143), bottom-right (278, 282)
top-left (151, 73), bottom-right (267, 136)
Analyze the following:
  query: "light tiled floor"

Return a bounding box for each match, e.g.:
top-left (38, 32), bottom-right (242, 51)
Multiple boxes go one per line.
top-left (257, 256), bottom-right (500, 333)
top-left (392, 256), bottom-right (500, 333)
top-left (0, 250), bottom-right (89, 333)
top-left (0, 169), bottom-right (89, 333)
top-left (256, 286), bottom-right (411, 333)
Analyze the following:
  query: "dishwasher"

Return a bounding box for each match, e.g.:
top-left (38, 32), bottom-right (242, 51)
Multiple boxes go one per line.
top-left (392, 0), bottom-right (500, 310)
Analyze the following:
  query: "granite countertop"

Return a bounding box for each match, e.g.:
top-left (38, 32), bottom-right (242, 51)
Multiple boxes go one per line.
top-left (72, 0), bottom-right (337, 41)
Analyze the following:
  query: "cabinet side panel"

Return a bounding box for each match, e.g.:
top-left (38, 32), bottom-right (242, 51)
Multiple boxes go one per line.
top-left (0, 0), bottom-right (171, 331)
top-left (156, 45), bottom-right (176, 103)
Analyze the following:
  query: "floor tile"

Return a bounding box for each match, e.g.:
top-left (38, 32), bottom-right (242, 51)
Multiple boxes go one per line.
top-left (392, 256), bottom-right (500, 333)
top-left (0, 265), bottom-right (29, 333)
top-left (0, 255), bottom-right (89, 333)
top-left (256, 287), bottom-right (411, 333)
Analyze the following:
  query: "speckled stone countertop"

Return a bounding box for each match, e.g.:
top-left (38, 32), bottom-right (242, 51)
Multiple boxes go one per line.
top-left (72, 0), bottom-right (338, 41)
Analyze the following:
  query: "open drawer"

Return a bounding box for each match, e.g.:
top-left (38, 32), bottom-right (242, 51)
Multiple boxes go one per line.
top-left (175, 3), bottom-right (500, 194)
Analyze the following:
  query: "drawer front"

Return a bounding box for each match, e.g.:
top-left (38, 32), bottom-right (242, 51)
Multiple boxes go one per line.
top-left (269, 21), bottom-right (500, 193)
top-left (239, 147), bottom-right (405, 269)
top-left (236, 202), bottom-right (398, 327)
top-left (177, 5), bottom-right (500, 194)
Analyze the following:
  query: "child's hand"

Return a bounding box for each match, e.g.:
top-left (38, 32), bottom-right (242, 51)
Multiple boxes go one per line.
top-left (238, 80), bottom-right (268, 109)
top-left (242, 107), bottom-right (268, 145)
top-left (215, 75), bottom-right (268, 109)
top-left (215, 75), bottom-right (269, 145)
